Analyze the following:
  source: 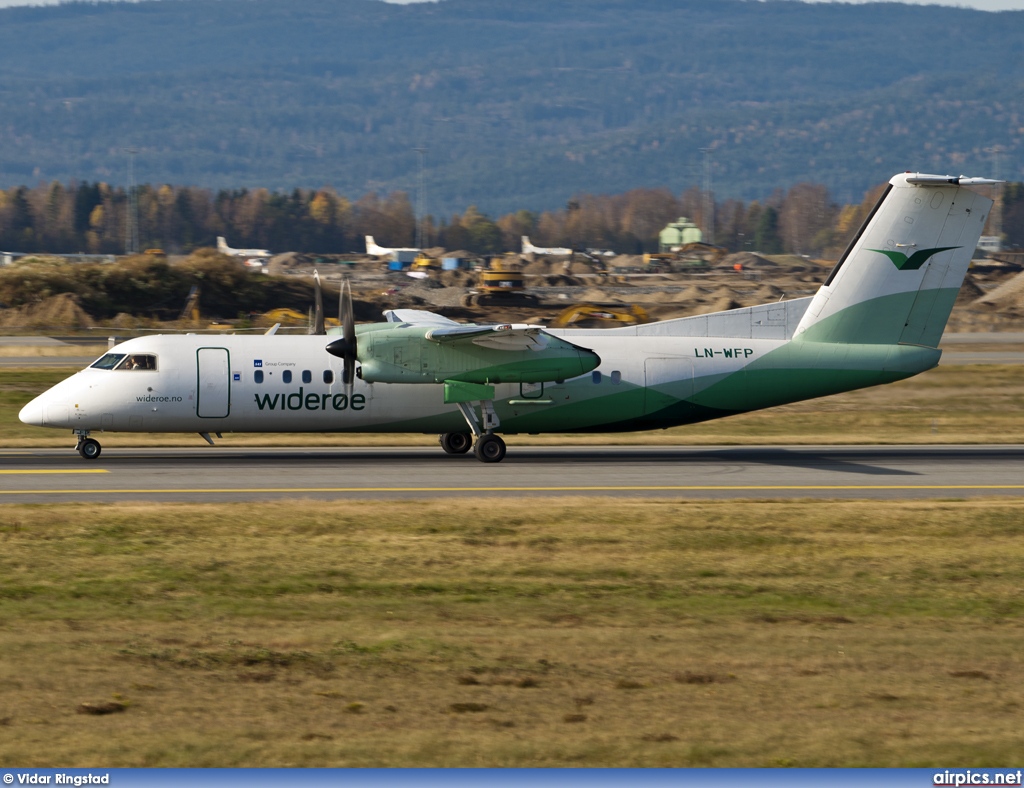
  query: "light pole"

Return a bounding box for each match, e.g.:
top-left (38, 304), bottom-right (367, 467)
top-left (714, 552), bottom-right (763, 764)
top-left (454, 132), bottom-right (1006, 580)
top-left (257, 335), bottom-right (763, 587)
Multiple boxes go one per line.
top-left (124, 147), bottom-right (139, 255)
top-left (700, 147), bottom-right (714, 246)
top-left (414, 146), bottom-right (427, 249)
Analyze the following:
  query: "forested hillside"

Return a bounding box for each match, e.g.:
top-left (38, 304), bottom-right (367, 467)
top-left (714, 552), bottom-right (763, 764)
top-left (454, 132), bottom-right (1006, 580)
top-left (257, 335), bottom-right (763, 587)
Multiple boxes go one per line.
top-left (0, 0), bottom-right (1021, 214)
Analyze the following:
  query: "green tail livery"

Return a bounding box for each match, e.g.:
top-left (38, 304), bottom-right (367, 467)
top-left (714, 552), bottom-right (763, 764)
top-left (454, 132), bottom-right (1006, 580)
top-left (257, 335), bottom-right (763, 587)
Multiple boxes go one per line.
top-left (868, 246), bottom-right (961, 271)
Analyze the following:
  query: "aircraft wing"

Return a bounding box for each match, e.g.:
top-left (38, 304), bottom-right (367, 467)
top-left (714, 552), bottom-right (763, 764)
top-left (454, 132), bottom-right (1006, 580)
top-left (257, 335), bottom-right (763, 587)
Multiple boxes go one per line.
top-left (426, 323), bottom-right (549, 351)
top-left (383, 309), bottom-right (461, 326)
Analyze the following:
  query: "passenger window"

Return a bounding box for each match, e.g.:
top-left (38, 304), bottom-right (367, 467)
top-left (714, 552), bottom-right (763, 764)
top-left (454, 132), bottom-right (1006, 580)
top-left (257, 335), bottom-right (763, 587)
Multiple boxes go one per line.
top-left (283, 370), bottom-right (292, 384)
top-left (254, 370), bottom-right (264, 384)
top-left (302, 370), bottom-right (312, 384)
top-left (323, 369), bottom-right (334, 384)
top-left (592, 371), bottom-right (602, 384)
top-left (611, 371), bottom-right (622, 385)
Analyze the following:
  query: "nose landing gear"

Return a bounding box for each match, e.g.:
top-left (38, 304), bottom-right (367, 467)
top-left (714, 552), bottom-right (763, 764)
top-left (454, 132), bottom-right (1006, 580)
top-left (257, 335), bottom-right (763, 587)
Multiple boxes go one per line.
top-left (74, 430), bottom-right (102, 460)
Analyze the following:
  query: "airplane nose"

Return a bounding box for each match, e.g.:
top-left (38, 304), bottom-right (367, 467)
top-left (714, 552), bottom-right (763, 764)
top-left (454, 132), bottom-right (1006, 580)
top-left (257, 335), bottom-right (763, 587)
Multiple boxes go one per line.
top-left (19, 399), bottom-right (43, 426)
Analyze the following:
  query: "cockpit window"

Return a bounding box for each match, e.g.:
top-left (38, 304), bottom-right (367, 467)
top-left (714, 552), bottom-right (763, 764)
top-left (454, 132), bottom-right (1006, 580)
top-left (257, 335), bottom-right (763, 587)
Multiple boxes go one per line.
top-left (91, 353), bottom-right (126, 370)
top-left (91, 353), bottom-right (157, 371)
top-left (117, 354), bottom-right (158, 371)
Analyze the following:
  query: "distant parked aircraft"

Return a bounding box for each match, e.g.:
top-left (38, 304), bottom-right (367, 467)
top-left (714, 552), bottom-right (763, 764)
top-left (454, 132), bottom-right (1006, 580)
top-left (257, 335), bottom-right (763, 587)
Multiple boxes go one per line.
top-left (522, 236), bottom-right (572, 256)
top-left (217, 236), bottom-right (271, 259)
top-left (365, 236), bottom-right (421, 257)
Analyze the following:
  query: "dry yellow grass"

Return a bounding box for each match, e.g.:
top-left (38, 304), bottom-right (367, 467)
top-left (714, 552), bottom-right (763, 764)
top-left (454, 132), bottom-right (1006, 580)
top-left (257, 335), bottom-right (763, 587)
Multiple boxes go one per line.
top-left (0, 344), bottom-right (106, 357)
top-left (1, 498), bottom-right (1022, 766)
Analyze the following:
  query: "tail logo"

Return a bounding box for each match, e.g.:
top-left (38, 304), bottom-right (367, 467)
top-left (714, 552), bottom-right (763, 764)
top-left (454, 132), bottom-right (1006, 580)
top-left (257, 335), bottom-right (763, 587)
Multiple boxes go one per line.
top-left (869, 246), bottom-right (960, 271)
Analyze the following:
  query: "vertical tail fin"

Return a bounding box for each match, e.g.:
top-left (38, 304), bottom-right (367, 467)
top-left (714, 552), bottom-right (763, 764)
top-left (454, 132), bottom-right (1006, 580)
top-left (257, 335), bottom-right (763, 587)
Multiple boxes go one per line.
top-left (794, 173), bottom-right (997, 347)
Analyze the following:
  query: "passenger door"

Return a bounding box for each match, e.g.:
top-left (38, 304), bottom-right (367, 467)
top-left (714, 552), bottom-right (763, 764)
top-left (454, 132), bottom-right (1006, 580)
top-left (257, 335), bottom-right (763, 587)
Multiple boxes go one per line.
top-left (197, 347), bottom-right (230, 418)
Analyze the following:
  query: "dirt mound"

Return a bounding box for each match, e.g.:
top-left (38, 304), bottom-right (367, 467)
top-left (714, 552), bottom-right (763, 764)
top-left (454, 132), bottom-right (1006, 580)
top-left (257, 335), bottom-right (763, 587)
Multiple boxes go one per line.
top-left (0, 293), bottom-right (95, 329)
top-left (402, 277), bottom-right (444, 293)
top-left (972, 270), bottom-right (1024, 313)
top-left (566, 260), bottom-right (599, 275)
top-left (520, 258), bottom-right (555, 275)
top-left (693, 296), bottom-right (742, 315)
top-left (723, 252), bottom-right (777, 268)
top-left (641, 287), bottom-right (706, 304)
top-left (267, 252), bottom-right (300, 275)
top-left (539, 274), bottom-right (582, 287)
top-left (437, 270), bottom-right (475, 288)
top-left (954, 273), bottom-right (986, 305)
top-left (608, 255), bottom-right (644, 269)
top-left (751, 283), bottom-right (787, 301)
top-left (579, 287), bottom-right (620, 303)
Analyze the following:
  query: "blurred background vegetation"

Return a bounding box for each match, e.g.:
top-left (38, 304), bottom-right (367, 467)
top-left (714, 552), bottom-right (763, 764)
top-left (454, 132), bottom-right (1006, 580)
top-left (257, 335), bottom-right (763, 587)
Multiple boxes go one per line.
top-left (0, 0), bottom-right (1020, 216)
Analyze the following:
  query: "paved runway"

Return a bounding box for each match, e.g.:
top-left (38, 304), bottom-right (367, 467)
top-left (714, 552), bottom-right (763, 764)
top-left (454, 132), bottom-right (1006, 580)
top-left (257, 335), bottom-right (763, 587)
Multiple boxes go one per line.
top-left (2, 445), bottom-right (1023, 503)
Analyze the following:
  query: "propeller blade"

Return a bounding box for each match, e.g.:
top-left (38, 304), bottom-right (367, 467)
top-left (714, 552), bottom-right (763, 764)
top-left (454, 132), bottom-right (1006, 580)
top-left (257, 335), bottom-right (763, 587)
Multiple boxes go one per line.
top-left (341, 279), bottom-right (356, 389)
top-left (310, 270), bottom-right (325, 335)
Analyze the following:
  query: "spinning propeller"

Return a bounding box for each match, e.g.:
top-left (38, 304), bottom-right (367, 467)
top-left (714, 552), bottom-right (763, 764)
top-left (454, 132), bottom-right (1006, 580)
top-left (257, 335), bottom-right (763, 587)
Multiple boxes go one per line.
top-left (325, 279), bottom-right (358, 391)
top-left (309, 270), bottom-right (326, 335)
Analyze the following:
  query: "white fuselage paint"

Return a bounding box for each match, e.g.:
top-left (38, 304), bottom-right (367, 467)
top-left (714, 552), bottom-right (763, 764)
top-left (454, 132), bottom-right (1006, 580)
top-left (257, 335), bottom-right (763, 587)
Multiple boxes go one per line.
top-left (19, 332), bottom-right (781, 435)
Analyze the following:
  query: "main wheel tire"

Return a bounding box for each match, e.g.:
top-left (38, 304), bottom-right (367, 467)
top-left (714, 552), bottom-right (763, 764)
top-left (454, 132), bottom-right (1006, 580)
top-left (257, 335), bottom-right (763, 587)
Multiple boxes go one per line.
top-left (439, 432), bottom-right (473, 455)
top-left (473, 433), bottom-right (506, 463)
top-left (78, 438), bottom-right (102, 460)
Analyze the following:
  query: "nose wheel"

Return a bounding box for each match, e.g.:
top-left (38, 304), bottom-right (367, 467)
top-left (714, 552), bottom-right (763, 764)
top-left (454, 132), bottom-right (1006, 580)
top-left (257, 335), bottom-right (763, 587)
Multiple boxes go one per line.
top-left (76, 434), bottom-right (102, 460)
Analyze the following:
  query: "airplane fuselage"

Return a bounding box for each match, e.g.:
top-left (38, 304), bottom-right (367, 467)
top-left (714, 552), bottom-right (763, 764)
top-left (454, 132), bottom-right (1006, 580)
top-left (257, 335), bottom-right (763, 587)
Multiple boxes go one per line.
top-left (18, 327), bottom-right (938, 438)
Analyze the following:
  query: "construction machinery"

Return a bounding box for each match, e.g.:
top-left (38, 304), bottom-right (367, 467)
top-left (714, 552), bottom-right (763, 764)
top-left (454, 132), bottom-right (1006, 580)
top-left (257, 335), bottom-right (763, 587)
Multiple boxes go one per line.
top-left (462, 257), bottom-right (538, 307)
top-left (643, 243), bottom-right (727, 270)
top-left (548, 303), bottom-right (651, 328)
top-left (674, 242), bottom-right (727, 266)
top-left (411, 254), bottom-right (441, 272)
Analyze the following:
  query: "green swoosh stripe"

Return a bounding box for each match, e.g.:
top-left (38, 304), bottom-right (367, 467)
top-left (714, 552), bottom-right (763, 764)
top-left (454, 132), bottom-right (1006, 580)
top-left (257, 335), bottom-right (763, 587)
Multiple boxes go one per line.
top-left (868, 246), bottom-right (960, 271)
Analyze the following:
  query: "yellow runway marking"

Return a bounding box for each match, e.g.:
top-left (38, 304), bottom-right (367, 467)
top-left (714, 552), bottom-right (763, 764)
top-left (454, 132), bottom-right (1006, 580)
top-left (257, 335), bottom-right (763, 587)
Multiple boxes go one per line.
top-left (3, 484), bottom-right (1024, 495)
top-left (0, 469), bottom-right (109, 475)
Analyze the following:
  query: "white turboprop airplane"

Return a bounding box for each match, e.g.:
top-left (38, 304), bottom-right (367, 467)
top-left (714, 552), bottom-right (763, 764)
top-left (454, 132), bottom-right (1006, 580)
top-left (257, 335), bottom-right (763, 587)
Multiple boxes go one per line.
top-left (21, 173), bottom-right (997, 463)
top-left (522, 236), bottom-right (572, 256)
top-left (217, 236), bottom-right (272, 259)
top-left (365, 236), bottom-right (421, 257)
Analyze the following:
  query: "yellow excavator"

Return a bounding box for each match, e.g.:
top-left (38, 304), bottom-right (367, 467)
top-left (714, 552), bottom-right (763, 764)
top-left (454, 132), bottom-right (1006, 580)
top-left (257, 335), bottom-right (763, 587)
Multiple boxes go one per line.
top-left (462, 256), bottom-right (538, 306)
top-left (548, 303), bottom-right (651, 328)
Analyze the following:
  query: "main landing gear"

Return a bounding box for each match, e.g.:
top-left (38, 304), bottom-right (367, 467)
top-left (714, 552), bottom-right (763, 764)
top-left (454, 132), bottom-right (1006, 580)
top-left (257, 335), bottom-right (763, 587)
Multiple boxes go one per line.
top-left (441, 398), bottom-right (507, 463)
top-left (439, 431), bottom-right (472, 455)
top-left (75, 430), bottom-right (102, 460)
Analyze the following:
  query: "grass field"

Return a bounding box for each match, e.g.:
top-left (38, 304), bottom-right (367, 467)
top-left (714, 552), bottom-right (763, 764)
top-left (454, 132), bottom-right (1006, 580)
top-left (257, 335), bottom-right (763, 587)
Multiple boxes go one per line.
top-left (1, 498), bottom-right (1022, 767)
top-left (3, 363), bottom-right (1024, 448)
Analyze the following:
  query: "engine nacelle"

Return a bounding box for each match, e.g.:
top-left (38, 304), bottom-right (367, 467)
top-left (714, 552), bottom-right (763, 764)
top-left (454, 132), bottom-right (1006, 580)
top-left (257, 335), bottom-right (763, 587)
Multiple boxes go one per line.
top-left (355, 326), bottom-right (599, 385)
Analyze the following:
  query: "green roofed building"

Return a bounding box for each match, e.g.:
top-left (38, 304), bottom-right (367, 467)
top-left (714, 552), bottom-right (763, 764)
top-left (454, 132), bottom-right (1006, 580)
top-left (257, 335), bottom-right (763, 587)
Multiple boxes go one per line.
top-left (659, 217), bottom-right (703, 252)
